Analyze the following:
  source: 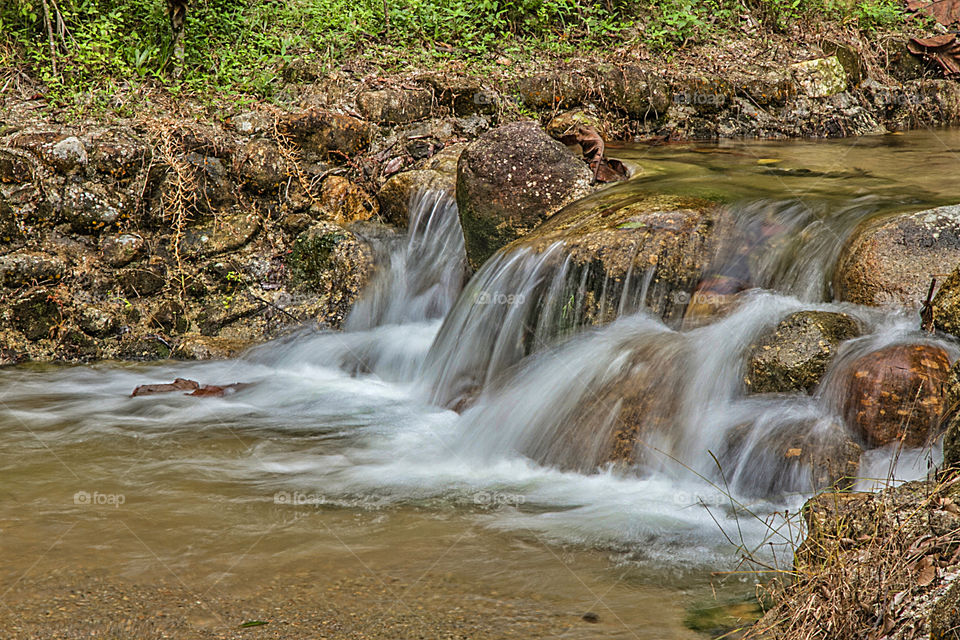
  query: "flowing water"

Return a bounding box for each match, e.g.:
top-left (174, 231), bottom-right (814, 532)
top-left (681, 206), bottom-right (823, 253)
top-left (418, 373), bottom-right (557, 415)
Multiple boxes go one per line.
top-left (3, 130), bottom-right (960, 636)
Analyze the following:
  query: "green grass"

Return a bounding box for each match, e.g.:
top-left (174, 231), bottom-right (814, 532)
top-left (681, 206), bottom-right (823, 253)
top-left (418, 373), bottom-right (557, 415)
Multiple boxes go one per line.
top-left (1, 0), bottom-right (914, 110)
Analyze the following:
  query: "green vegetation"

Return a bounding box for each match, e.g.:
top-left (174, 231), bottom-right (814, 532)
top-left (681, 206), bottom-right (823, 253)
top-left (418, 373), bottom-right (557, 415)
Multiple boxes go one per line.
top-left (1, 0), bottom-right (913, 107)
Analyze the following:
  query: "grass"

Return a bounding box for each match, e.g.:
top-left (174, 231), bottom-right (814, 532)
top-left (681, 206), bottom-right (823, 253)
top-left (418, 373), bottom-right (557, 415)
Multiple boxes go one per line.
top-left (0, 0), bottom-right (920, 114)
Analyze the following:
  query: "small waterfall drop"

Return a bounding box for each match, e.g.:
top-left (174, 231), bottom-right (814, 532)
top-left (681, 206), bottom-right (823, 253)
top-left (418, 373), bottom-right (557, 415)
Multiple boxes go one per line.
top-left (347, 189), bottom-right (466, 330)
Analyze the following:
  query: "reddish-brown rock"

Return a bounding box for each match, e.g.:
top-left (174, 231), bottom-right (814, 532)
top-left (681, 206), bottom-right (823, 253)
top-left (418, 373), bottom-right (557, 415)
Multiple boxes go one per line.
top-left (839, 343), bottom-right (951, 447)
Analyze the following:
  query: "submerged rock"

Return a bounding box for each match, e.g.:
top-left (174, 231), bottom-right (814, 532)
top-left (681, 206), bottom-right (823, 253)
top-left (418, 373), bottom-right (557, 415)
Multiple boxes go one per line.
top-left (835, 204), bottom-right (960, 310)
top-left (456, 121), bottom-right (593, 270)
top-left (745, 311), bottom-right (861, 394)
top-left (838, 343), bottom-right (951, 447)
top-left (718, 420), bottom-right (861, 497)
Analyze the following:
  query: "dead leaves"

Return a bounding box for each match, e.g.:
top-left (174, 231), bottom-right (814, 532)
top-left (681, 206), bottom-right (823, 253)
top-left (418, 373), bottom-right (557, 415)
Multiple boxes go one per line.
top-left (131, 378), bottom-right (251, 398)
top-left (556, 125), bottom-right (628, 183)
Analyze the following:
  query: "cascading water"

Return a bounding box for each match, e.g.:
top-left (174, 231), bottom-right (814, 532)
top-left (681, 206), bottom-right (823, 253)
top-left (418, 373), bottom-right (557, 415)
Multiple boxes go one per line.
top-left (3, 134), bottom-right (959, 587)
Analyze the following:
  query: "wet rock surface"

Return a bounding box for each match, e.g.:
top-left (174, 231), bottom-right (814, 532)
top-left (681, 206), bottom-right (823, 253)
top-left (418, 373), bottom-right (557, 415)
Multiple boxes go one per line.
top-left (456, 121), bottom-right (594, 270)
top-left (835, 204), bottom-right (960, 310)
top-left (837, 343), bottom-right (951, 447)
top-left (745, 310), bottom-right (861, 394)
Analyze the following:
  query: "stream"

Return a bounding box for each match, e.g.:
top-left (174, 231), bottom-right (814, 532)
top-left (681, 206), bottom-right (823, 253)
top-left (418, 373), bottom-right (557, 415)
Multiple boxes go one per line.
top-left (2, 129), bottom-right (960, 637)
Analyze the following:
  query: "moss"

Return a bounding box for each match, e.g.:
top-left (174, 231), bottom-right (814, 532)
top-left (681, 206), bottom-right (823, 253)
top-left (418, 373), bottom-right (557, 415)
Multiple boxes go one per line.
top-left (290, 227), bottom-right (348, 287)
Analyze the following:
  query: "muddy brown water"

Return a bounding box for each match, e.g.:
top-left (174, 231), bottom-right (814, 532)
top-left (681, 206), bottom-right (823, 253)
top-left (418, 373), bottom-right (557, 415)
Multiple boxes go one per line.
top-left (2, 129), bottom-right (960, 638)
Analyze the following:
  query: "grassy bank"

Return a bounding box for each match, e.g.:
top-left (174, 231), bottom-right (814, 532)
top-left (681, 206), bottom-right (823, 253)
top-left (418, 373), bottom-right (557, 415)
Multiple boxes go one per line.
top-left (0, 0), bottom-right (921, 110)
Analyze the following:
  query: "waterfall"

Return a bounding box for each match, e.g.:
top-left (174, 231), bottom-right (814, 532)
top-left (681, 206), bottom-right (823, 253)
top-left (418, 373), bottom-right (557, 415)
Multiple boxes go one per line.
top-left (347, 189), bottom-right (466, 330)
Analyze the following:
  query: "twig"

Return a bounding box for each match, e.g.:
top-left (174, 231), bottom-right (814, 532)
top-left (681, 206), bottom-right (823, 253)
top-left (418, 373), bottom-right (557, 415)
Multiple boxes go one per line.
top-left (40, 0), bottom-right (57, 76)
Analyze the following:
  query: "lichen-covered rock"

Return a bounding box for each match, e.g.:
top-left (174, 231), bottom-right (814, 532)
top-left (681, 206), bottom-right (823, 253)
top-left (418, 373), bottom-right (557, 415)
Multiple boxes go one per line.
top-left (356, 88), bottom-right (433, 124)
top-left (84, 126), bottom-right (149, 182)
top-left (235, 138), bottom-right (287, 193)
top-left (745, 311), bottom-right (861, 394)
top-left (228, 110), bottom-right (272, 136)
top-left (78, 305), bottom-right (120, 337)
top-left (377, 169), bottom-right (454, 227)
top-left (790, 56), bottom-right (847, 98)
top-left (516, 72), bottom-right (591, 110)
top-left (838, 343), bottom-right (951, 447)
top-left (60, 182), bottom-right (127, 233)
top-left (117, 260), bottom-right (167, 298)
top-left (456, 121), bottom-right (593, 270)
top-left (41, 136), bottom-right (87, 173)
top-left (0, 252), bottom-right (65, 287)
top-left (835, 204), bottom-right (960, 310)
top-left (312, 176), bottom-right (378, 225)
top-left (9, 289), bottom-right (61, 341)
top-left (545, 110), bottom-right (607, 140)
top-left (99, 233), bottom-right (145, 268)
top-left (182, 213), bottom-right (260, 256)
top-left (282, 109), bottom-right (374, 158)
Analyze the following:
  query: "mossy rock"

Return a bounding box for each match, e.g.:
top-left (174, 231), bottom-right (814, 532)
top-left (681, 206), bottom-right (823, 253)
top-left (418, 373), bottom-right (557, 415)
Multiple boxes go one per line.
top-left (745, 310), bottom-right (861, 394)
top-left (10, 289), bottom-right (61, 341)
top-left (288, 222), bottom-right (372, 292)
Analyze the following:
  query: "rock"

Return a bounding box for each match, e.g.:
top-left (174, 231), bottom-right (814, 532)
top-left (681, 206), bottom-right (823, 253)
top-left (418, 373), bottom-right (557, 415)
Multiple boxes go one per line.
top-left (423, 76), bottom-right (497, 116)
top-left (933, 265), bottom-right (960, 338)
top-left (100, 233), bottom-right (145, 268)
top-left (0, 252), bottom-right (65, 287)
top-left (822, 41), bottom-right (865, 87)
top-left (517, 72), bottom-right (590, 109)
top-left (377, 169), bottom-right (454, 227)
top-left (60, 182), bottom-right (127, 233)
top-left (149, 300), bottom-right (187, 334)
top-left (590, 64), bottom-right (672, 119)
top-left (289, 221), bottom-right (370, 287)
top-left (41, 136), bottom-right (87, 173)
top-left (228, 110), bottom-right (272, 136)
top-left (10, 289), bottom-right (61, 341)
top-left (745, 311), bottom-right (862, 394)
top-left (790, 56), bottom-right (847, 98)
top-left (456, 121), bottom-right (593, 270)
top-left (0, 147), bottom-right (35, 183)
top-left (741, 70), bottom-right (798, 107)
top-left (118, 335), bottom-right (171, 361)
top-left (235, 138), bottom-right (287, 193)
top-left (423, 143), bottom-right (467, 174)
top-left (718, 420), bottom-right (861, 497)
top-left (173, 334), bottom-right (253, 360)
top-left (312, 176), bottom-right (378, 225)
top-left (671, 77), bottom-right (734, 114)
top-left (183, 152), bottom-right (235, 211)
top-left (282, 109), bottom-right (374, 158)
top-left (182, 213), bottom-right (260, 256)
top-left (838, 343), bottom-right (951, 447)
top-left (131, 377), bottom-right (199, 397)
top-left (941, 361), bottom-right (960, 468)
top-left (356, 88), bottom-right (433, 124)
top-left (835, 204), bottom-right (960, 310)
top-left (546, 110), bottom-right (607, 140)
top-left (507, 192), bottom-right (719, 322)
top-left (84, 126), bottom-right (149, 182)
top-left (78, 305), bottom-right (119, 337)
top-left (117, 260), bottom-right (167, 298)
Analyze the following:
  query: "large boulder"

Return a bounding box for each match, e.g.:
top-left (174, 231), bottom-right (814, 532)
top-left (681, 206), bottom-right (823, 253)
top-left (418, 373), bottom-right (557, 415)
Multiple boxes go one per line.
top-left (837, 343), bottom-right (951, 447)
top-left (456, 121), bottom-right (593, 270)
top-left (745, 311), bottom-right (862, 394)
top-left (835, 204), bottom-right (960, 310)
top-left (508, 191), bottom-right (719, 322)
